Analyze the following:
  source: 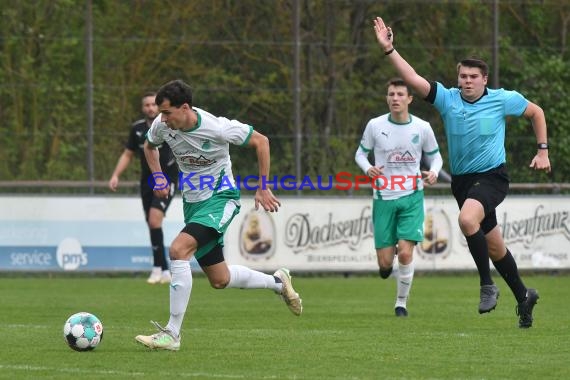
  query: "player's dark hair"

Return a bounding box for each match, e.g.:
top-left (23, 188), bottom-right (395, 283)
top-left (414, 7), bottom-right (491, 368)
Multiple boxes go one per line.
top-left (141, 91), bottom-right (156, 100)
top-left (156, 80), bottom-right (193, 108)
top-left (457, 58), bottom-right (489, 77)
top-left (386, 77), bottom-right (412, 96)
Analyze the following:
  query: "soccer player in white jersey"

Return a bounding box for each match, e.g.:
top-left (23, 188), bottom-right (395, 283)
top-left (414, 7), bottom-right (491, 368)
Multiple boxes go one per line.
top-left (135, 79), bottom-right (302, 351)
top-left (374, 17), bottom-right (550, 328)
top-left (355, 78), bottom-right (443, 317)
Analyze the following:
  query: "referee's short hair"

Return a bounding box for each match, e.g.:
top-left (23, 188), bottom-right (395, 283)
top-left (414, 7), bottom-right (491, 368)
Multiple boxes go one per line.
top-left (457, 58), bottom-right (489, 77)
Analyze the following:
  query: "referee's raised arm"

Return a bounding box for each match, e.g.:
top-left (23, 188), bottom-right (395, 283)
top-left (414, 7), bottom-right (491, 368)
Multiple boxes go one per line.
top-left (373, 17), bottom-right (430, 99)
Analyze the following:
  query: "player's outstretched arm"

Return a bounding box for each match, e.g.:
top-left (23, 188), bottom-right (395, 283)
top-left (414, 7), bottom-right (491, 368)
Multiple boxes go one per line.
top-left (373, 17), bottom-right (431, 99)
top-left (143, 140), bottom-right (169, 197)
top-left (248, 131), bottom-right (281, 212)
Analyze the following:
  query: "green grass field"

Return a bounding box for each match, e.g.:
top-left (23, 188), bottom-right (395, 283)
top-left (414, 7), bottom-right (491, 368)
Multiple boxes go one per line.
top-left (0, 273), bottom-right (568, 379)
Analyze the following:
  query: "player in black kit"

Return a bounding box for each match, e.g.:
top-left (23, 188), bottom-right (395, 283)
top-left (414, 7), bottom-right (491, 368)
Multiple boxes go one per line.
top-left (109, 92), bottom-right (179, 284)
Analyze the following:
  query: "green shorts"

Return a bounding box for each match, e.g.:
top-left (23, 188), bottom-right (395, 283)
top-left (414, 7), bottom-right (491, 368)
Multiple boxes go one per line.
top-left (372, 190), bottom-right (424, 249)
top-left (183, 189), bottom-right (241, 259)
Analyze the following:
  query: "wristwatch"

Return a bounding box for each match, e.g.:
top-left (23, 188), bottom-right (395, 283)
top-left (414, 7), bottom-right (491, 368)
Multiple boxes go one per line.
top-left (537, 143), bottom-right (548, 149)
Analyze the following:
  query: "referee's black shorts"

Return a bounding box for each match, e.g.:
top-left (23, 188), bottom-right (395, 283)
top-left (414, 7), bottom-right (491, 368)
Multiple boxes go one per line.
top-left (451, 164), bottom-right (509, 234)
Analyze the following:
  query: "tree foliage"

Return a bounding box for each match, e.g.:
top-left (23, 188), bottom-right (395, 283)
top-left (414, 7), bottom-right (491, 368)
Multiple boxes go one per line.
top-left (0, 0), bottom-right (568, 189)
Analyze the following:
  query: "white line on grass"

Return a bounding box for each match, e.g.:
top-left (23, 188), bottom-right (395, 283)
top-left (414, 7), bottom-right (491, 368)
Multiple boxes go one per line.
top-left (0, 365), bottom-right (271, 379)
top-left (0, 364), bottom-right (357, 379)
top-left (0, 364), bottom-right (145, 377)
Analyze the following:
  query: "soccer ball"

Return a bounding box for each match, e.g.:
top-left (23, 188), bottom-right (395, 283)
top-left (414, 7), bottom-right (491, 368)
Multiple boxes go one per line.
top-left (63, 312), bottom-right (104, 351)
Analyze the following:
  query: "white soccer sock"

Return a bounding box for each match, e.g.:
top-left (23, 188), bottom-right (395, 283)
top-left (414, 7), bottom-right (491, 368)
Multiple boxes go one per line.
top-left (395, 261), bottom-right (414, 309)
top-left (166, 260), bottom-right (192, 338)
top-left (227, 265), bottom-right (282, 292)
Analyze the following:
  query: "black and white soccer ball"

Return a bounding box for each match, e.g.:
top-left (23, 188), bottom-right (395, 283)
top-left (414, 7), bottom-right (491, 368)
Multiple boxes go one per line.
top-left (63, 312), bottom-right (104, 351)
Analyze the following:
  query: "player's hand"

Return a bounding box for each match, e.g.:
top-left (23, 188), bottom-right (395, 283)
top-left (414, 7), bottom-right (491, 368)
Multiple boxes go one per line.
top-left (367, 165), bottom-right (385, 178)
top-left (108, 176), bottom-right (119, 191)
top-left (422, 170), bottom-right (438, 186)
top-left (530, 151), bottom-right (551, 172)
top-left (373, 17), bottom-right (393, 51)
top-left (255, 188), bottom-right (281, 212)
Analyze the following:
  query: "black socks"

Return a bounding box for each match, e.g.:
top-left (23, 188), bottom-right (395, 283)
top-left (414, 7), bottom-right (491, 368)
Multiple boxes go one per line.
top-left (465, 229), bottom-right (493, 286)
top-left (493, 249), bottom-right (527, 303)
top-left (150, 227), bottom-right (167, 270)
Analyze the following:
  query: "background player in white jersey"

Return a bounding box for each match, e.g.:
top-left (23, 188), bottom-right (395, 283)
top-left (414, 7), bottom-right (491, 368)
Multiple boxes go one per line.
top-left (374, 17), bottom-right (550, 328)
top-left (135, 79), bottom-right (302, 351)
top-left (355, 78), bottom-right (443, 317)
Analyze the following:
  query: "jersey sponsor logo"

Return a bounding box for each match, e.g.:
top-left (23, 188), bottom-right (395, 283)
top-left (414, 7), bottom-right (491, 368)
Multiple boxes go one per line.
top-left (179, 155), bottom-right (216, 167)
top-left (387, 150), bottom-right (417, 165)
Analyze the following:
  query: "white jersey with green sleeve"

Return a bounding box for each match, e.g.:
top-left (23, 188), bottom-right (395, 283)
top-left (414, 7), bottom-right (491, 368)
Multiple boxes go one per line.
top-left (355, 114), bottom-right (441, 200)
top-left (147, 107), bottom-right (253, 203)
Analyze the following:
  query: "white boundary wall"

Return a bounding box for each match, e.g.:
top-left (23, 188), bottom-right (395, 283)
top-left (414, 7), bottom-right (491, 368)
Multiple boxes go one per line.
top-left (0, 195), bottom-right (568, 272)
